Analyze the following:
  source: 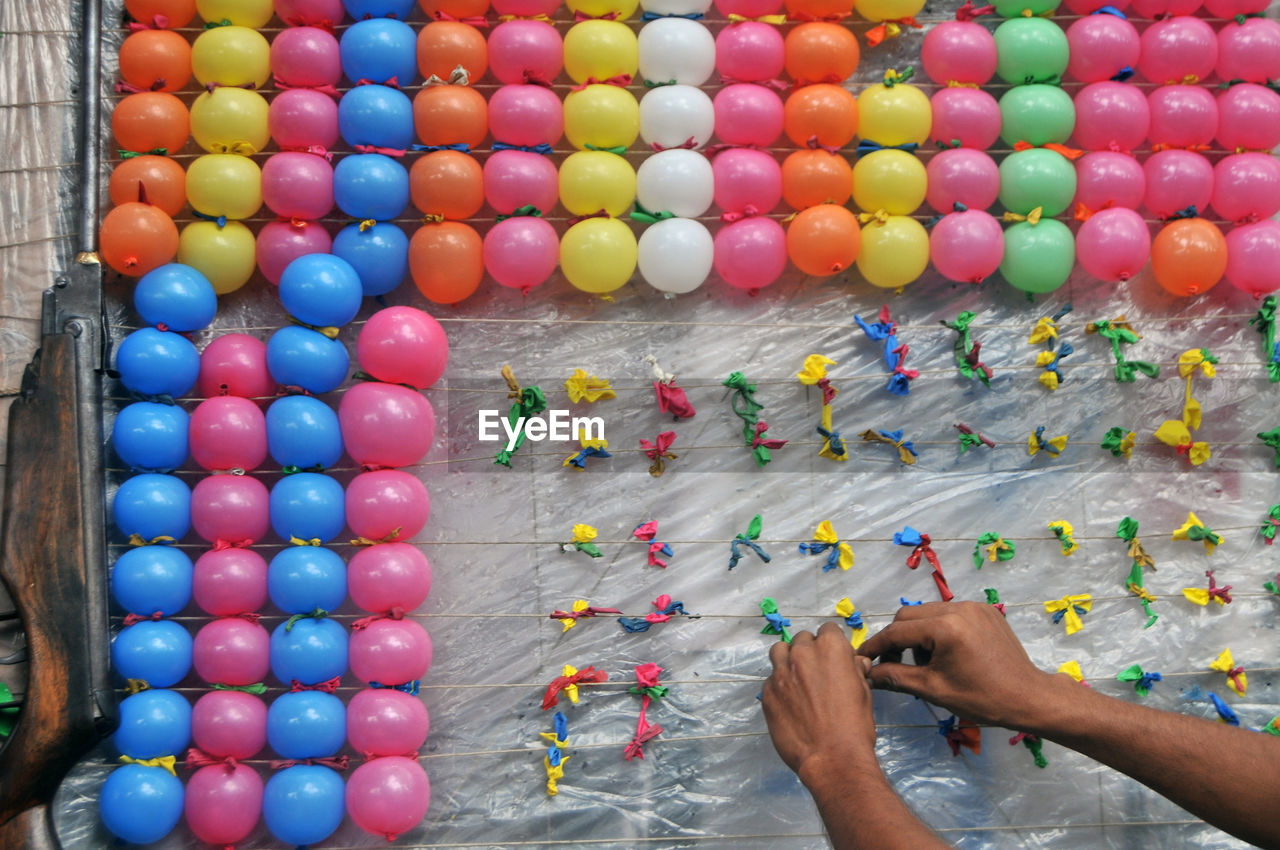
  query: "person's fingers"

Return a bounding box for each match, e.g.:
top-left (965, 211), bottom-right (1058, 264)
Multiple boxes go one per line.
top-left (890, 601), bottom-right (951, 622)
top-left (815, 621), bottom-right (849, 651)
top-left (790, 629), bottom-right (816, 648)
top-left (856, 619), bottom-right (939, 661)
top-left (867, 660), bottom-right (930, 695)
top-left (854, 655), bottom-right (873, 676)
top-left (769, 638), bottom-right (790, 673)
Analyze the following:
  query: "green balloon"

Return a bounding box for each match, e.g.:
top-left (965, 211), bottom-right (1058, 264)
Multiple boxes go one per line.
top-left (1000, 219), bottom-right (1075, 294)
top-left (993, 0), bottom-right (1062, 18)
top-left (993, 18), bottom-right (1069, 85)
top-left (999, 84), bottom-right (1075, 147)
top-left (998, 149), bottom-right (1077, 217)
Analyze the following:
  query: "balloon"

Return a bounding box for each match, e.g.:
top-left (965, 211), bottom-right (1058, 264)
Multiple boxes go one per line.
top-left (713, 0), bottom-right (783, 16)
top-left (357, 306), bottom-right (450, 389)
top-left (346, 469), bottom-right (430, 542)
top-left (190, 88), bottom-right (269, 155)
top-left (855, 215), bottom-right (929, 290)
top-left (347, 757), bottom-right (430, 840)
top-left (413, 85), bottom-right (488, 149)
top-left (191, 690), bottom-right (267, 760)
top-left (492, 0), bottom-right (561, 17)
top-left (636, 149), bottom-right (714, 217)
top-left (269, 472), bottom-right (345, 543)
top-left (116, 327), bottom-right (199, 398)
top-left (276, 0), bottom-right (345, 27)
top-left (852, 149), bottom-right (926, 216)
top-left (712, 83), bottom-right (784, 148)
top-left (269, 546), bottom-right (347, 614)
top-left (339, 84), bottom-right (415, 151)
top-left (638, 18), bottom-right (715, 87)
top-left (199, 333), bottom-right (275, 400)
top-left (347, 689), bottom-right (429, 757)
top-left (178, 221), bottom-right (255, 296)
top-left (1203, 0), bottom-right (1267, 14)
top-left (1147, 85), bottom-right (1217, 149)
top-left (111, 544), bottom-right (193, 617)
top-left (998, 149), bottom-right (1077, 218)
top-left (266, 394), bottom-right (343, 472)
top-left (1140, 17), bottom-right (1217, 86)
top-left (126, 0), bottom-right (197, 26)
top-left (256, 211), bottom-right (335, 286)
top-left (781, 149), bottom-right (851, 210)
top-left (334, 153), bottom-right (410, 221)
top-left (112, 92), bottom-right (189, 156)
top-left (270, 25), bottom-right (341, 88)
top-left (349, 618), bottom-right (433, 685)
top-left (1217, 18), bottom-right (1280, 85)
top-left (484, 149), bottom-right (559, 215)
top-left (785, 205), bottom-right (860, 278)
top-left (1130, 0), bottom-right (1200, 14)
top-left (560, 151), bottom-right (637, 217)
top-left (1074, 151), bottom-right (1145, 214)
top-left (484, 215), bottom-right (559, 293)
top-left (930, 210), bottom-right (1004, 284)
top-left (560, 218), bottom-right (638, 294)
top-left (333, 221), bottom-right (409, 298)
top-left (785, 23), bottom-right (859, 85)
top-left (263, 766), bottom-right (346, 846)
top-left (278, 254), bottom-right (362, 328)
top-left (190, 475), bottom-right (271, 546)
top-left (418, 21), bottom-right (488, 83)
top-left (119, 30), bottom-right (192, 93)
top-left (112, 401), bottom-right (190, 473)
top-left (351, 0), bottom-right (417, 15)
top-left (1152, 218), bottom-right (1227, 297)
top-left (1072, 82), bottom-right (1148, 152)
top-left (929, 88), bottom-right (1000, 150)
top-left (713, 217), bottom-right (787, 292)
top-left (186, 153), bottom-right (262, 221)
top-left (100, 765), bottom-right (184, 845)
top-left (640, 85), bottom-right (715, 150)
top-left (715, 21), bottom-right (784, 83)
top-left (564, 20), bottom-right (638, 84)
top-left (408, 150), bottom-right (484, 222)
top-left (999, 84), bottom-right (1075, 147)
top-left (563, 84), bottom-right (640, 151)
top-left (567, 0), bottom-right (641, 21)
top-left (270, 617), bottom-right (348, 686)
top-left (1212, 154), bottom-right (1280, 224)
top-left (189, 396), bottom-right (269, 472)
top-left (193, 547), bottom-right (268, 616)
top-left (268, 691), bottom-right (347, 759)
top-left (1001, 219), bottom-right (1075, 293)
top-left (185, 763), bottom-right (263, 847)
top-left (921, 21), bottom-right (996, 85)
top-left (112, 473), bottom-right (190, 542)
top-left (1143, 150), bottom-right (1213, 221)
top-left (783, 83), bottom-right (857, 149)
top-left (1062, 0), bottom-right (1127, 11)
top-left (191, 25), bottom-right (271, 89)
top-left (488, 20), bottom-right (563, 86)
top-left (638, 217), bottom-right (714, 295)
top-left (489, 84), bottom-right (563, 148)
top-left (198, 0), bottom-right (274, 25)
top-left (109, 155), bottom-right (186, 217)
top-left (1225, 220), bottom-right (1280, 298)
top-left (991, 0), bottom-right (1060, 16)
top-left (339, 382), bottom-right (436, 468)
top-left (269, 88), bottom-right (340, 152)
top-left (993, 18), bottom-right (1069, 86)
top-left (712, 148), bottom-right (781, 215)
top-left (925, 148), bottom-right (998, 214)
top-left (1216, 83), bottom-right (1280, 153)
top-left (642, 0), bottom-right (713, 15)
top-left (341, 18), bottom-right (418, 85)
top-left (193, 616), bottom-right (270, 686)
top-left (115, 689), bottom-right (190, 759)
top-left (851, 0), bottom-right (922, 18)
top-left (409, 221), bottom-right (485, 304)
top-left (1065, 13), bottom-right (1140, 83)
top-left (133, 264), bottom-right (215, 332)
top-left (348, 542), bottom-right (432, 613)
top-left (1076, 207), bottom-right (1151, 282)
top-left (111, 619), bottom-right (193, 688)
top-left (856, 81), bottom-right (930, 147)
top-left (100, 203), bottom-right (179, 276)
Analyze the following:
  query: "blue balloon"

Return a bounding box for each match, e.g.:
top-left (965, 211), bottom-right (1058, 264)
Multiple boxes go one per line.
top-left (334, 153), bottom-right (410, 221)
top-left (113, 689), bottom-right (191, 759)
top-left (115, 328), bottom-right (201, 399)
top-left (111, 545), bottom-right (193, 616)
top-left (267, 691), bottom-right (346, 759)
top-left (266, 326), bottom-right (350, 394)
top-left (111, 401), bottom-right (190, 472)
top-left (270, 618), bottom-right (349, 686)
top-left (265, 395), bottom-right (344, 471)
top-left (269, 472), bottom-right (345, 542)
top-left (268, 546), bottom-right (347, 613)
top-left (340, 18), bottom-right (417, 85)
top-left (332, 221), bottom-right (410, 297)
top-left (112, 473), bottom-right (191, 542)
top-left (100, 764), bottom-right (185, 844)
top-left (338, 84), bottom-right (414, 151)
top-left (111, 619), bottom-right (193, 688)
top-left (133, 263), bottom-right (218, 332)
top-left (263, 765), bottom-right (346, 846)
top-left (344, 0), bottom-right (417, 19)
top-left (279, 254), bottom-right (364, 328)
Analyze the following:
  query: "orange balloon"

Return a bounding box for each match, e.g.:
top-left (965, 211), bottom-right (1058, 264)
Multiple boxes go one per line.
top-left (410, 150), bottom-right (485, 219)
top-left (1151, 218), bottom-right (1227, 297)
top-left (119, 30), bottom-right (192, 93)
top-left (418, 0), bottom-right (491, 20)
top-left (784, 23), bottom-right (859, 85)
top-left (783, 0), bottom-right (855, 23)
top-left (413, 86), bottom-right (488, 149)
top-left (99, 202), bottom-right (180, 276)
top-left (125, 0), bottom-right (197, 28)
top-left (410, 221), bottom-right (484, 304)
top-left (782, 149), bottom-right (852, 210)
top-left (112, 92), bottom-right (189, 156)
top-left (786, 204), bottom-right (861, 276)
top-left (783, 84), bottom-right (858, 149)
top-left (109, 155), bottom-right (187, 217)
top-left (417, 21), bottom-right (488, 83)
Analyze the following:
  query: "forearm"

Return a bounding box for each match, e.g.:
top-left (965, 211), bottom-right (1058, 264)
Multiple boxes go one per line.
top-left (800, 755), bottom-right (950, 850)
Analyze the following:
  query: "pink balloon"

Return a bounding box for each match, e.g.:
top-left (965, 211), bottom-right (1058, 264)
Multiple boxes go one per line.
top-left (346, 470), bottom-right (430, 543)
top-left (713, 0), bottom-right (783, 16)
top-left (483, 149), bottom-right (558, 215)
top-left (483, 216), bottom-right (558, 292)
top-left (1216, 19), bottom-right (1280, 85)
top-left (712, 148), bottom-right (782, 214)
top-left (1076, 207), bottom-right (1151, 282)
top-left (270, 26), bottom-right (341, 88)
top-left (198, 333), bottom-right (275, 401)
top-left (492, 0), bottom-right (560, 16)
top-left (929, 88), bottom-right (1000, 150)
top-left (712, 84), bottom-right (784, 148)
top-left (1138, 17), bottom-right (1217, 86)
top-left (185, 763), bottom-right (263, 847)
top-left (487, 20), bottom-right (563, 86)
top-left (920, 21), bottom-right (996, 85)
top-left (1143, 150), bottom-right (1213, 220)
top-left (349, 618), bottom-right (433, 685)
top-left (193, 617), bottom-right (271, 686)
top-left (268, 89), bottom-right (339, 153)
top-left (1202, 0), bottom-right (1268, 16)
top-left (256, 219), bottom-right (334, 286)
top-left (194, 548), bottom-right (269, 616)
top-left (1147, 85), bottom-right (1218, 148)
top-left (274, 0), bottom-right (345, 27)
top-left (261, 152), bottom-right (334, 221)
top-left (356, 306), bottom-right (450, 389)
top-left (1074, 151), bottom-right (1145, 213)
top-left (191, 690), bottom-right (268, 760)
top-left (346, 689), bottom-right (430, 758)
top-left (713, 217), bottom-right (787, 292)
top-left (925, 149), bottom-right (999, 214)
top-left (1225, 220), bottom-right (1280, 298)
top-left (346, 757), bottom-right (430, 841)
top-left (1065, 14), bottom-right (1140, 84)
top-left (929, 210), bottom-right (1004, 284)
top-left (1062, 0), bottom-right (1128, 13)
top-left (348, 542), bottom-right (432, 614)
top-left (1072, 82), bottom-right (1149, 152)
top-left (1211, 153), bottom-right (1280, 224)
top-left (1216, 83), bottom-right (1280, 152)
top-left (338, 382), bottom-right (437, 469)
top-left (189, 396), bottom-right (268, 472)
top-left (1130, 0), bottom-right (1201, 15)
top-left (715, 21), bottom-right (784, 82)
top-left (191, 476), bottom-right (271, 547)
top-left (488, 84), bottom-right (562, 148)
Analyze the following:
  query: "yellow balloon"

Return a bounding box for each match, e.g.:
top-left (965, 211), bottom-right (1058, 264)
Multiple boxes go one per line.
top-left (852, 149), bottom-right (926, 215)
top-left (855, 214), bottom-right (929, 290)
top-left (178, 220), bottom-right (256, 295)
top-left (196, 0), bottom-right (274, 26)
top-left (559, 151), bottom-right (636, 217)
top-left (853, 0), bottom-right (925, 21)
top-left (189, 88), bottom-right (269, 155)
top-left (856, 83), bottom-right (931, 147)
top-left (565, 0), bottom-right (641, 23)
top-left (564, 85), bottom-right (640, 151)
top-left (563, 21), bottom-right (638, 84)
top-left (560, 218), bottom-right (638, 294)
top-left (191, 26), bottom-right (270, 89)
top-left (186, 154), bottom-right (262, 220)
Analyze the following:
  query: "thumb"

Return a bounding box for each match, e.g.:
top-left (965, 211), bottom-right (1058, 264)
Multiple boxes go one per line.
top-left (867, 661), bottom-right (929, 696)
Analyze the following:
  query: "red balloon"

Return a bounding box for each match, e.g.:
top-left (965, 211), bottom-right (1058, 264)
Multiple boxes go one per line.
top-left (346, 757), bottom-right (430, 841)
top-left (357, 306), bottom-right (450, 389)
top-left (198, 333), bottom-right (276, 401)
top-left (184, 763), bottom-right (263, 847)
top-left (189, 396), bottom-right (269, 472)
top-left (339, 382), bottom-right (436, 469)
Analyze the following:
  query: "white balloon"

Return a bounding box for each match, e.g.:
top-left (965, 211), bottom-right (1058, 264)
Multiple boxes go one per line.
top-left (639, 85), bottom-right (715, 152)
top-left (636, 149), bottom-right (714, 218)
top-left (637, 19), bottom-right (716, 87)
top-left (638, 218), bottom-right (714, 294)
